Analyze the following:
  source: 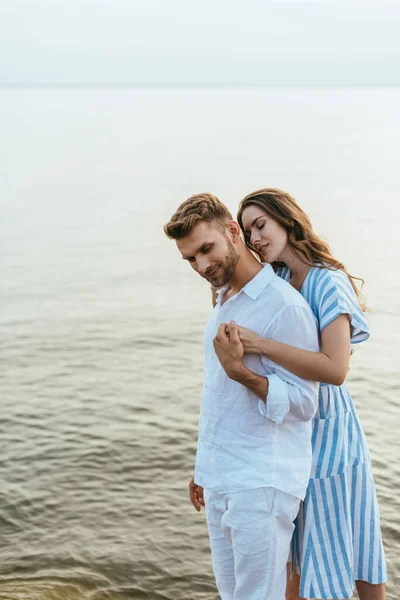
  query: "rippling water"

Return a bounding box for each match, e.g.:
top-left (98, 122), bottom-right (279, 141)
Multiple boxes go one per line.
top-left (1, 87), bottom-right (399, 598)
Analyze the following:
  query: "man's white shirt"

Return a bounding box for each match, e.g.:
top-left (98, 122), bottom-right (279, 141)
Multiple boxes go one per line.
top-left (194, 264), bottom-right (320, 500)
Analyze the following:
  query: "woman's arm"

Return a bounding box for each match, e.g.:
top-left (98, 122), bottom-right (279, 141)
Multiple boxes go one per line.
top-left (237, 314), bottom-right (351, 386)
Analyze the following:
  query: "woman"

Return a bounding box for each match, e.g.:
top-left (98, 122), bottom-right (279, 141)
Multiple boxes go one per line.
top-left (234, 189), bottom-right (387, 600)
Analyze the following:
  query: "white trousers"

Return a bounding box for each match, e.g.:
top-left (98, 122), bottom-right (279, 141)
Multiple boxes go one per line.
top-left (204, 486), bottom-right (300, 600)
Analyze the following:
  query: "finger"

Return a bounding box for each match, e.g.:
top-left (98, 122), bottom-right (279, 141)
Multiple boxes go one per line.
top-left (198, 486), bottom-right (205, 507)
top-left (229, 320), bottom-right (240, 343)
top-left (190, 487), bottom-right (201, 511)
top-left (189, 479), bottom-right (201, 511)
top-left (215, 323), bottom-right (225, 340)
top-left (193, 491), bottom-right (202, 511)
top-left (217, 323), bottom-right (229, 341)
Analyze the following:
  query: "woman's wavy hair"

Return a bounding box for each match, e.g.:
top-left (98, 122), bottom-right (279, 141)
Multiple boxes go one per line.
top-left (237, 188), bottom-right (368, 312)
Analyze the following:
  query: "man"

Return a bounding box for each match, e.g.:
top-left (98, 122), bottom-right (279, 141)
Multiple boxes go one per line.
top-left (164, 193), bottom-right (319, 600)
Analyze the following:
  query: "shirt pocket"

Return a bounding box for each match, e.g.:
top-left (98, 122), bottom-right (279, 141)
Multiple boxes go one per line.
top-left (310, 410), bottom-right (365, 479)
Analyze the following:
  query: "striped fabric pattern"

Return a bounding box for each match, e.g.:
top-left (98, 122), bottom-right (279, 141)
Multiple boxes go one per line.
top-left (277, 266), bottom-right (387, 599)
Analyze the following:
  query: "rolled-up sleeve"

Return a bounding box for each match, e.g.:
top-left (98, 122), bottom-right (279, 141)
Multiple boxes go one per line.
top-left (258, 304), bottom-right (320, 424)
top-left (258, 374), bottom-right (289, 424)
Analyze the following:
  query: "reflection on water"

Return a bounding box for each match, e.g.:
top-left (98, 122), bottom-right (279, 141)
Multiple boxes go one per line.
top-left (1, 87), bottom-right (399, 598)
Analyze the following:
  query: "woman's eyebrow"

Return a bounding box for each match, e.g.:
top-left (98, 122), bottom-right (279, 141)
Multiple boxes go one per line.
top-left (244, 216), bottom-right (263, 234)
top-left (251, 216), bottom-right (263, 227)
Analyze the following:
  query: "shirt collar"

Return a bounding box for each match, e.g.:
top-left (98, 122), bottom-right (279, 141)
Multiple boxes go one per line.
top-left (216, 263), bottom-right (275, 303)
top-left (241, 263), bottom-right (275, 299)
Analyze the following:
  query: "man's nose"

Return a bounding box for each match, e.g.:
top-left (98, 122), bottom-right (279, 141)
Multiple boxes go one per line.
top-left (197, 257), bottom-right (212, 275)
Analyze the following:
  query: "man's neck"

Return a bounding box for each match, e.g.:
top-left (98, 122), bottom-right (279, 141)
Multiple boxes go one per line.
top-left (227, 251), bottom-right (263, 296)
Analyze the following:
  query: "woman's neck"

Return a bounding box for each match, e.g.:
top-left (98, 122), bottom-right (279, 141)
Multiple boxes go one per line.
top-left (279, 248), bottom-right (312, 291)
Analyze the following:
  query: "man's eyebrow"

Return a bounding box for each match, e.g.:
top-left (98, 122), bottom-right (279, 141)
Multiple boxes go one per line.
top-left (244, 216), bottom-right (263, 233)
top-left (181, 242), bottom-right (213, 260)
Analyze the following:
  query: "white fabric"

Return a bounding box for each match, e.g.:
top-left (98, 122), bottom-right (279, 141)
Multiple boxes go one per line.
top-left (204, 486), bottom-right (300, 600)
top-left (194, 264), bottom-right (320, 500)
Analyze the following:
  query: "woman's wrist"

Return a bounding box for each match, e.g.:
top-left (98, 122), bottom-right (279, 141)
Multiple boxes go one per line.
top-left (258, 337), bottom-right (271, 357)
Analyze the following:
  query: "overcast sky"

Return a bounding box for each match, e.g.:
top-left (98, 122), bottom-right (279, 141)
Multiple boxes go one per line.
top-left (1, 0), bottom-right (399, 86)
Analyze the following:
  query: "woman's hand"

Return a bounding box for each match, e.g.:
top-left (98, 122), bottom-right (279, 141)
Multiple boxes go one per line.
top-left (227, 322), bottom-right (267, 355)
top-left (210, 284), bottom-right (230, 308)
top-left (210, 285), bottom-right (219, 307)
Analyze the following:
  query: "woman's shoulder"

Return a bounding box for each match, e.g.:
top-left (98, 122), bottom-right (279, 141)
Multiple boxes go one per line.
top-left (311, 265), bottom-right (369, 342)
top-left (311, 264), bottom-right (354, 293)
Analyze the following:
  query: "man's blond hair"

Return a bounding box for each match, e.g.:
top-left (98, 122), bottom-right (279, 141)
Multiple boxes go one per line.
top-left (164, 193), bottom-right (233, 240)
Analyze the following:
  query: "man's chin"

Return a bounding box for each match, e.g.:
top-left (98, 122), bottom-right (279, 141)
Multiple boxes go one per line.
top-left (209, 275), bottom-right (229, 288)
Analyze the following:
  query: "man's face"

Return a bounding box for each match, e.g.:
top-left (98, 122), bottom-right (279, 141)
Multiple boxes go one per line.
top-left (177, 221), bottom-right (239, 288)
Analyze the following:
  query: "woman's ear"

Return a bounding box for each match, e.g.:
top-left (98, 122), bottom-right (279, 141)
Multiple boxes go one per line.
top-left (227, 220), bottom-right (241, 242)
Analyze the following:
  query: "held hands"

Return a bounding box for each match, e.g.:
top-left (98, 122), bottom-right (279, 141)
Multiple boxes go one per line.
top-left (189, 475), bottom-right (205, 512)
top-left (213, 321), bottom-right (245, 380)
top-left (233, 325), bottom-right (266, 355)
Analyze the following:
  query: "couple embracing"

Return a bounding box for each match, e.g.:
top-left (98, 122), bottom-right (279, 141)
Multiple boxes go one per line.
top-left (164, 189), bottom-right (387, 600)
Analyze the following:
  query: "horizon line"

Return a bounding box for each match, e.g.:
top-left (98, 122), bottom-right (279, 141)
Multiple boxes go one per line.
top-left (1, 82), bottom-right (400, 90)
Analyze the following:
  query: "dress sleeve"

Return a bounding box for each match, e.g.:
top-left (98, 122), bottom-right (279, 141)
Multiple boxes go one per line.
top-left (274, 265), bottom-right (290, 282)
top-left (316, 269), bottom-right (370, 344)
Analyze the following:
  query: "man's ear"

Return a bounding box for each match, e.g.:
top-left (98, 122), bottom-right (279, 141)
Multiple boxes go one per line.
top-left (227, 220), bottom-right (241, 242)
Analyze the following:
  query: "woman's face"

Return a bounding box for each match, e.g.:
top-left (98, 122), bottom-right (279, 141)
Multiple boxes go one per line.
top-left (241, 204), bottom-right (289, 263)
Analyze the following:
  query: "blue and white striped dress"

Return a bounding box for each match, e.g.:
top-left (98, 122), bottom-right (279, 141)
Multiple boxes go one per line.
top-left (277, 265), bottom-right (387, 599)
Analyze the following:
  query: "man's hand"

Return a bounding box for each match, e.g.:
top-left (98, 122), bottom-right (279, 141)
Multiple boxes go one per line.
top-left (213, 321), bottom-right (245, 380)
top-left (214, 321), bottom-right (270, 402)
top-left (189, 475), bottom-right (205, 512)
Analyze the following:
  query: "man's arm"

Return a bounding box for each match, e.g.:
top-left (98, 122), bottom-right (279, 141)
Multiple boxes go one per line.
top-left (213, 322), bottom-right (269, 400)
top-left (231, 365), bottom-right (270, 401)
top-left (213, 308), bottom-right (319, 425)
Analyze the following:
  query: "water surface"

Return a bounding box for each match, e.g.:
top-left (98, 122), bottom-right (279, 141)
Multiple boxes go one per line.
top-left (1, 87), bottom-right (399, 598)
